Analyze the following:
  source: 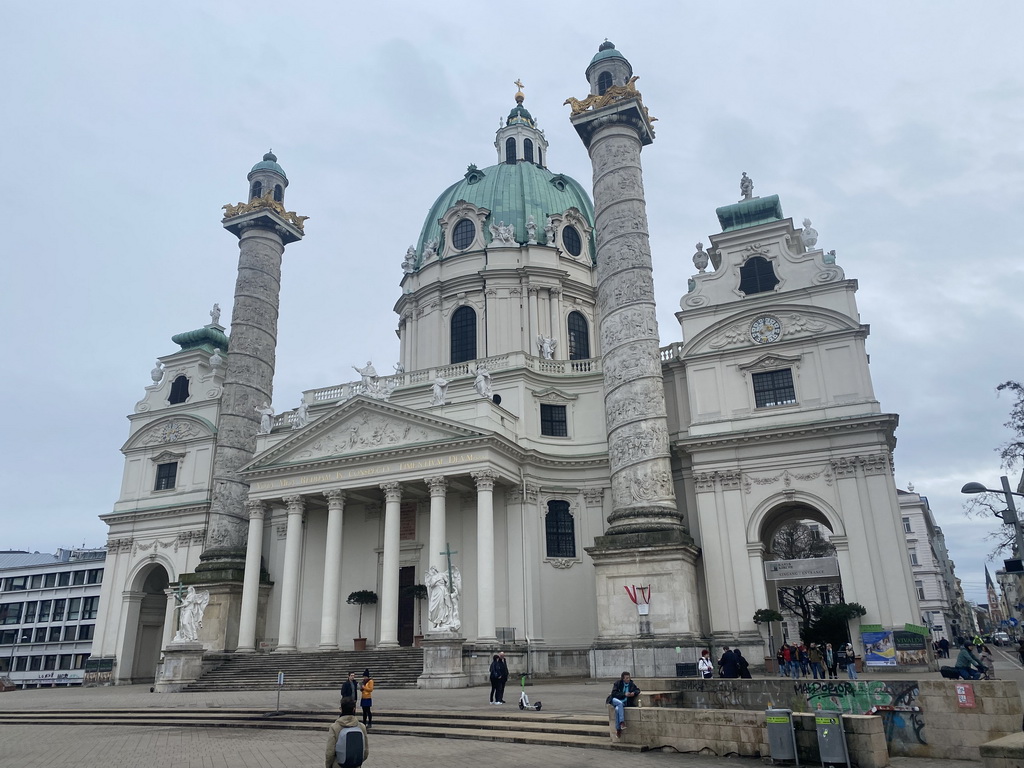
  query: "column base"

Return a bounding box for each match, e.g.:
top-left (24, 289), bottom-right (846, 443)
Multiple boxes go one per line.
top-left (274, 645), bottom-right (297, 653)
top-left (318, 642), bottom-right (340, 650)
top-left (376, 640), bottom-right (400, 650)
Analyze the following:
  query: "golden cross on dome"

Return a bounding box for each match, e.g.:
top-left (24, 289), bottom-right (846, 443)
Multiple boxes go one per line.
top-left (514, 79), bottom-right (525, 104)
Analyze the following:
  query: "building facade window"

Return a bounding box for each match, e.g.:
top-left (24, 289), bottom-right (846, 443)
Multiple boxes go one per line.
top-left (505, 137), bottom-right (516, 165)
top-left (250, 180), bottom-right (262, 200)
top-left (86, 569), bottom-right (103, 585)
top-left (545, 500), bottom-right (576, 558)
top-left (562, 225), bottom-right (582, 257)
top-left (540, 404), bottom-right (568, 437)
top-left (450, 306), bottom-right (477, 364)
top-left (738, 256), bottom-right (780, 295)
top-left (24, 602), bottom-right (36, 623)
top-left (523, 138), bottom-right (534, 163)
top-left (154, 462), bottom-right (177, 491)
top-left (77, 624), bottom-right (95, 641)
top-left (273, 184), bottom-right (283, 202)
top-left (916, 580), bottom-right (926, 601)
top-left (751, 369), bottom-right (796, 408)
top-left (909, 549), bottom-right (919, 566)
top-left (66, 598), bottom-right (81, 621)
top-left (81, 597), bottom-right (99, 621)
top-left (567, 311), bottom-right (590, 360)
top-left (168, 375), bottom-right (190, 404)
top-left (52, 599), bottom-right (65, 622)
top-left (597, 71), bottom-right (613, 95)
top-left (452, 218), bottom-right (475, 251)
top-left (903, 517), bottom-right (912, 533)
top-left (38, 600), bottom-right (51, 622)
top-left (0, 603), bottom-right (22, 625)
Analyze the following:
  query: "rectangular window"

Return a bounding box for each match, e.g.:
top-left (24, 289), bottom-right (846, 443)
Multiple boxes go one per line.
top-left (86, 569), bottom-right (103, 585)
top-left (752, 369), bottom-right (797, 408)
top-left (48, 626), bottom-right (61, 642)
top-left (43, 655), bottom-right (57, 670)
top-left (915, 580), bottom-right (926, 601)
top-left (77, 624), bottom-right (95, 641)
top-left (72, 571), bottom-right (86, 586)
top-left (0, 630), bottom-right (15, 644)
top-left (34, 627), bottom-right (47, 643)
top-left (540, 404), bottom-right (568, 437)
top-left (59, 654), bottom-right (73, 670)
top-left (154, 462), bottom-right (177, 491)
top-left (43, 573), bottom-right (56, 588)
top-left (81, 597), bottom-right (99, 621)
top-left (24, 602), bottom-right (36, 623)
top-left (38, 600), bottom-right (51, 622)
top-left (66, 598), bottom-right (81, 621)
top-left (72, 653), bottom-right (89, 670)
top-left (51, 600), bottom-right (65, 622)
top-left (0, 603), bottom-right (23, 625)
top-left (15, 656), bottom-right (28, 671)
top-left (5, 576), bottom-right (27, 592)
top-left (29, 656), bottom-right (42, 671)
top-left (29, 575), bottom-right (42, 589)
top-left (909, 549), bottom-right (919, 566)
top-left (902, 517), bottom-right (912, 533)
top-left (57, 572), bottom-right (70, 587)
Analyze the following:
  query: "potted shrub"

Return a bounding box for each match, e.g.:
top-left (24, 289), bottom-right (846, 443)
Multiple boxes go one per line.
top-left (402, 584), bottom-right (428, 646)
top-left (753, 608), bottom-right (785, 672)
top-left (347, 590), bottom-right (378, 651)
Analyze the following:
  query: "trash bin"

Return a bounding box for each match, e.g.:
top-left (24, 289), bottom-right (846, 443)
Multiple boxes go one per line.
top-left (675, 662), bottom-right (697, 677)
top-left (765, 708), bottom-right (799, 764)
top-left (814, 710), bottom-right (850, 767)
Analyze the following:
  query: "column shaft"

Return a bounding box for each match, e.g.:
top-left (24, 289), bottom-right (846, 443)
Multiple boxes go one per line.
top-left (276, 495), bottom-right (305, 652)
top-left (474, 471), bottom-right (498, 642)
top-left (237, 500), bottom-right (267, 652)
top-left (379, 482), bottom-right (402, 648)
top-left (320, 491), bottom-right (345, 649)
top-left (548, 288), bottom-right (560, 353)
top-left (527, 287), bottom-right (539, 348)
top-left (425, 476), bottom-right (448, 573)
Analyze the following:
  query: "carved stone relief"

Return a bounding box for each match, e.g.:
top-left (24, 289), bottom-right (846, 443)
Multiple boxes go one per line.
top-left (295, 414), bottom-right (447, 460)
top-left (138, 420), bottom-right (202, 445)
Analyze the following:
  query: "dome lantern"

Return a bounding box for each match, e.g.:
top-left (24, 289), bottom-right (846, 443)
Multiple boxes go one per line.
top-left (495, 79), bottom-right (548, 168)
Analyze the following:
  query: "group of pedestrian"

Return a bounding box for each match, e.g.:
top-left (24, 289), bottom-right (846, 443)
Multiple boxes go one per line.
top-left (488, 651), bottom-right (509, 704)
top-left (715, 646), bottom-right (752, 678)
top-left (776, 641), bottom-right (857, 679)
top-left (339, 669), bottom-right (375, 727)
top-left (932, 637), bottom-right (950, 658)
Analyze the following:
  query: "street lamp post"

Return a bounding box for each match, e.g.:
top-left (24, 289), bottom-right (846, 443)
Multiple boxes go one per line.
top-left (961, 476), bottom-right (1024, 568)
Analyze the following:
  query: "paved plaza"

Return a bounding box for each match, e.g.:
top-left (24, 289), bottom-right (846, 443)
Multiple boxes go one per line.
top-left (0, 647), bottom-right (1021, 768)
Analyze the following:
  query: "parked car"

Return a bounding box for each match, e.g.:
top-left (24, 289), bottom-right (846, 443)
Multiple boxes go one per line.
top-left (993, 632), bottom-right (1011, 646)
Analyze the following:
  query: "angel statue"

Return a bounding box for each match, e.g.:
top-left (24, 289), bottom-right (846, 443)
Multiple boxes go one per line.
top-left (537, 335), bottom-right (557, 359)
top-left (172, 586), bottom-right (210, 643)
top-left (425, 564), bottom-right (462, 632)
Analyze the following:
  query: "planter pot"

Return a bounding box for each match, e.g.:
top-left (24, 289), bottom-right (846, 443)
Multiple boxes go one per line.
top-left (353, 638), bottom-right (367, 651)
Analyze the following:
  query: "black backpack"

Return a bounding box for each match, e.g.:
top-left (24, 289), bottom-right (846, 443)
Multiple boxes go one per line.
top-left (335, 725), bottom-right (364, 767)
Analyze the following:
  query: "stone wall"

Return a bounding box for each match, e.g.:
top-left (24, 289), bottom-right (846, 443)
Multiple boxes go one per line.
top-left (635, 676), bottom-right (1021, 761)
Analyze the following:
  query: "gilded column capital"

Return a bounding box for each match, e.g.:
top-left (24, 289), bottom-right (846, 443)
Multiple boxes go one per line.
top-left (380, 481), bottom-right (403, 503)
top-left (424, 475), bottom-right (448, 495)
top-left (324, 489), bottom-right (346, 509)
top-left (245, 499), bottom-right (266, 520)
top-left (472, 469), bottom-right (500, 492)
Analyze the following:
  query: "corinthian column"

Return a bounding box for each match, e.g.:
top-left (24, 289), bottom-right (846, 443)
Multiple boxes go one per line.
top-left (424, 475), bottom-right (448, 573)
top-left (276, 495), bottom-right (305, 652)
top-left (320, 490), bottom-right (345, 649)
top-left (236, 499), bottom-right (266, 652)
top-left (378, 482), bottom-right (402, 648)
top-left (472, 470), bottom-right (499, 642)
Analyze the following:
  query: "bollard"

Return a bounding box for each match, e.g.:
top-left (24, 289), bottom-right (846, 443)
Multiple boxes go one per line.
top-left (765, 707), bottom-right (799, 764)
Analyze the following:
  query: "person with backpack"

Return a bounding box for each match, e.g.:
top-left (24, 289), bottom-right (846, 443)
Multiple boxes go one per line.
top-left (326, 698), bottom-right (368, 768)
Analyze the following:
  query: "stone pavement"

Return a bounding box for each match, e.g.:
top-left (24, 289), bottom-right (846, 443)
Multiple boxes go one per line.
top-left (0, 663), bottom-right (1019, 768)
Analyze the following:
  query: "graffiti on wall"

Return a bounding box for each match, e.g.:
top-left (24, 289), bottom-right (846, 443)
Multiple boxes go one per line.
top-left (795, 680), bottom-right (925, 745)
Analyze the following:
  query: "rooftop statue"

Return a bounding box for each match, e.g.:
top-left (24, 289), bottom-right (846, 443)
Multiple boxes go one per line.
top-left (692, 242), bottom-right (709, 273)
top-left (254, 402), bottom-right (274, 434)
top-left (209, 303), bottom-right (221, 325)
top-left (740, 172), bottom-right (753, 201)
top-left (800, 218), bottom-right (818, 251)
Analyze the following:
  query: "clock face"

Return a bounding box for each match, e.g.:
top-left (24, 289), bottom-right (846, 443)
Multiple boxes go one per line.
top-left (750, 315), bottom-right (782, 344)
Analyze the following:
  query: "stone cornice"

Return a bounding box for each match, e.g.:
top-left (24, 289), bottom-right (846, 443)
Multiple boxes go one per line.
top-left (674, 413), bottom-right (899, 453)
top-left (100, 502), bottom-right (211, 525)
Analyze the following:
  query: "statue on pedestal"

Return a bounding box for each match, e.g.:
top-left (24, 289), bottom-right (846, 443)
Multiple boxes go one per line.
top-left (800, 218), bottom-right (818, 251)
top-left (474, 366), bottom-right (492, 398)
top-left (172, 586), bottom-right (210, 643)
top-left (431, 376), bottom-right (448, 406)
top-left (254, 402), bottom-right (274, 434)
top-left (537, 335), bottom-right (557, 359)
top-left (425, 564), bottom-right (461, 632)
top-left (739, 172), bottom-right (753, 201)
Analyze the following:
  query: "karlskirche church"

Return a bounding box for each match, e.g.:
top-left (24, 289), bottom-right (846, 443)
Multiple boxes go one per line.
top-left (91, 42), bottom-right (920, 686)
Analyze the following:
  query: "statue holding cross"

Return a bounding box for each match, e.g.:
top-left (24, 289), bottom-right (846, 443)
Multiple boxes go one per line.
top-left (425, 542), bottom-right (462, 632)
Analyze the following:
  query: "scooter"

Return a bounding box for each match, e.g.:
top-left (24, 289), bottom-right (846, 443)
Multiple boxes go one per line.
top-left (518, 675), bottom-right (542, 711)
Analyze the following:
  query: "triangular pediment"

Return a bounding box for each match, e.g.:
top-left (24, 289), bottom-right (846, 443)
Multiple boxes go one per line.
top-left (243, 396), bottom-right (488, 471)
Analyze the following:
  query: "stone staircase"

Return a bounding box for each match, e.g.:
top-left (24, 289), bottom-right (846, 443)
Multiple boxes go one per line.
top-left (0, 707), bottom-right (635, 750)
top-left (184, 648), bottom-right (424, 692)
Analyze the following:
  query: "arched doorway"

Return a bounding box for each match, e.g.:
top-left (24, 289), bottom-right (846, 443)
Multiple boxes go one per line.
top-left (129, 564), bottom-right (169, 683)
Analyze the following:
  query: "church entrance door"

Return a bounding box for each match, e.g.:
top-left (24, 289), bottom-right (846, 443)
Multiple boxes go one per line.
top-left (131, 565), bottom-right (169, 683)
top-left (398, 566), bottom-right (415, 646)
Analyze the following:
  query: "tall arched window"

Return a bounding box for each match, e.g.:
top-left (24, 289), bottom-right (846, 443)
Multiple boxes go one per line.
top-left (567, 311), bottom-right (590, 360)
top-left (450, 306), bottom-right (477, 364)
top-left (505, 137), bottom-right (516, 165)
top-left (273, 184), bottom-right (283, 202)
top-left (168, 375), bottom-right (190, 405)
top-left (250, 181), bottom-right (263, 200)
top-left (545, 500), bottom-right (576, 558)
top-left (738, 256), bottom-right (780, 295)
top-left (523, 138), bottom-right (534, 163)
top-left (597, 71), bottom-right (613, 95)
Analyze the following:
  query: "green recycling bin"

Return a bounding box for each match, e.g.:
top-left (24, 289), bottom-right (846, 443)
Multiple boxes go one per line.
top-left (814, 710), bottom-right (851, 767)
top-left (765, 708), bottom-right (799, 764)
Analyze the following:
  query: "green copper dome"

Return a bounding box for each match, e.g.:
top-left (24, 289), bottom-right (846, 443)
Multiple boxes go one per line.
top-left (590, 40), bottom-right (624, 65)
top-left (249, 151), bottom-right (287, 180)
top-left (414, 162), bottom-right (595, 265)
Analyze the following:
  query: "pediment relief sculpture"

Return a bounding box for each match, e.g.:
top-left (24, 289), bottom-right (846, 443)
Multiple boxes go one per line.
top-left (293, 413), bottom-right (454, 461)
top-left (131, 417), bottom-right (212, 448)
top-left (703, 311), bottom-right (843, 352)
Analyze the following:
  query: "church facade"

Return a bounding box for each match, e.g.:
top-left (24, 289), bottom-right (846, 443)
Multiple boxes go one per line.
top-left (91, 43), bottom-right (920, 684)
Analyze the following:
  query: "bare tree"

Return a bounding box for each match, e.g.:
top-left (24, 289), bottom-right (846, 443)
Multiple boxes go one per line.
top-left (771, 521), bottom-right (841, 639)
top-left (997, 381), bottom-right (1024, 470)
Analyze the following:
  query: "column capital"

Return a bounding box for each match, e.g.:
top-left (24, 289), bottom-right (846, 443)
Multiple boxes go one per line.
top-left (245, 499), bottom-right (267, 519)
top-left (472, 469), bottom-right (500, 492)
top-left (424, 475), bottom-right (448, 495)
top-left (582, 488), bottom-right (605, 506)
top-left (324, 489), bottom-right (347, 508)
top-left (380, 481), bottom-right (403, 503)
top-left (527, 285), bottom-right (541, 296)
top-left (283, 494), bottom-right (305, 512)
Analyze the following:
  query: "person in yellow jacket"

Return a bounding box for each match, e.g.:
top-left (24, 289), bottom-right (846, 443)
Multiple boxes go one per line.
top-left (360, 669), bottom-right (374, 729)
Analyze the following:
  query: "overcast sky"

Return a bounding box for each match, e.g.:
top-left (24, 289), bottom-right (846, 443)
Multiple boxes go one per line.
top-left (3, 2), bottom-right (1022, 605)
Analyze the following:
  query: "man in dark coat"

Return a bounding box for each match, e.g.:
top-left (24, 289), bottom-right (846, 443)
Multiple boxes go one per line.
top-left (718, 646), bottom-right (739, 678)
top-left (492, 651), bottom-right (509, 704)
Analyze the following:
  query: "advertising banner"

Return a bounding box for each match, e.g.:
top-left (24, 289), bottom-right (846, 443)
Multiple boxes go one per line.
top-left (862, 629), bottom-right (896, 666)
top-left (764, 557), bottom-right (841, 582)
top-left (893, 629), bottom-right (929, 665)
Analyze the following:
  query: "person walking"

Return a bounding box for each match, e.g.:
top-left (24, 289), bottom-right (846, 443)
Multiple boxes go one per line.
top-left (488, 654), bottom-right (502, 704)
top-left (939, 637), bottom-right (950, 659)
top-left (718, 646), bottom-right (739, 678)
top-left (359, 669), bottom-right (374, 728)
top-left (326, 697), bottom-right (369, 768)
top-left (607, 671), bottom-right (640, 738)
top-left (825, 643), bottom-right (838, 679)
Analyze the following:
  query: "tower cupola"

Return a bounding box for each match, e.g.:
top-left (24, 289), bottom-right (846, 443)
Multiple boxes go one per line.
top-left (494, 80), bottom-right (550, 169)
top-left (585, 40), bottom-right (633, 97)
top-left (247, 150), bottom-right (288, 203)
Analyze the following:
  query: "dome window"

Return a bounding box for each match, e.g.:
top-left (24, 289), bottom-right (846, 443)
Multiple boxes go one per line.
top-left (597, 71), bottom-right (613, 96)
top-left (524, 138), bottom-right (534, 163)
top-left (738, 256), bottom-right (780, 295)
top-left (567, 311), bottom-right (590, 360)
top-left (450, 306), bottom-right (477, 364)
top-left (562, 225), bottom-right (582, 257)
top-left (273, 184), bottom-right (283, 202)
top-left (452, 219), bottom-right (475, 251)
top-left (505, 137), bottom-right (517, 165)
top-left (537, 148), bottom-right (543, 167)
top-left (250, 181), bottom-right (263, 200)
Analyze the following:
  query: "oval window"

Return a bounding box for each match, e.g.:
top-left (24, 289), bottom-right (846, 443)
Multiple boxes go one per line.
top-left (562, 225), bottom-right (582, 257)
top-left (452, 219), bottom-right (475, 251)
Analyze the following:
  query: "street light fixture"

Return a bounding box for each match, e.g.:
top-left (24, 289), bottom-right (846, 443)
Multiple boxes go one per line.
top-left (961, 475), bottom-right (1024, 572)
